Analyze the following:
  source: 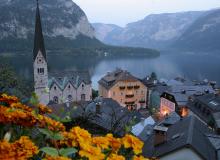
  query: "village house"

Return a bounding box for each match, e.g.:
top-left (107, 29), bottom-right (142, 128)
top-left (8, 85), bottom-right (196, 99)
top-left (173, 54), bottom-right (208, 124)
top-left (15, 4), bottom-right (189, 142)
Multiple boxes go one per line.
top-left (32, 2), bottom-right (92, 105)
top-left (98, 68), bottom-right (148, 110)
top-left (143, 116), bottom-right (220, 160)
top-left (187, 93), bottom-right (220, 133)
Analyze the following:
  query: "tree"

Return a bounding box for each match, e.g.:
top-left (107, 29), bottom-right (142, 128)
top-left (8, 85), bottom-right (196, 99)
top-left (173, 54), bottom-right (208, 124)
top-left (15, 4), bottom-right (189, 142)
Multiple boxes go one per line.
top-left (150, 72), bottom-right (157, 80)
top-left (0, 62), bottom-right (33, 101)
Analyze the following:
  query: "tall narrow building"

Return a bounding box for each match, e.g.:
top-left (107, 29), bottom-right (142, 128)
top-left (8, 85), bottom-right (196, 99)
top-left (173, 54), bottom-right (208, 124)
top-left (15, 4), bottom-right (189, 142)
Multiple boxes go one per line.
top-left (33, 0), bottom-right (49, 105)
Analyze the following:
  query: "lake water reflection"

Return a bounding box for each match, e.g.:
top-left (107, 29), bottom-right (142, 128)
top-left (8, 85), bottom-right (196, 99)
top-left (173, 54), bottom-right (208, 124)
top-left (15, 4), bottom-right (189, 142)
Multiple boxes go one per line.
top-left (1, 52), bottom-right (220, 89)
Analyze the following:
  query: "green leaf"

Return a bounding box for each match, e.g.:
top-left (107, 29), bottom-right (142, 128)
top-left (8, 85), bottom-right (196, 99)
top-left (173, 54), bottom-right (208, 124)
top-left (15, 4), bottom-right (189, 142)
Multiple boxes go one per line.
top-left (60, 116), bottom-right (72, 123)
top-left (52, 132), bottom-right (64, 140)
top-left (50, 114), bottom-right (61, 121)
top-left (40, 147), bottom-right (58, 156)
top-left (38, 128), bottom-right (53, 138)
top-left (59, 148), bottom-right (77, 156)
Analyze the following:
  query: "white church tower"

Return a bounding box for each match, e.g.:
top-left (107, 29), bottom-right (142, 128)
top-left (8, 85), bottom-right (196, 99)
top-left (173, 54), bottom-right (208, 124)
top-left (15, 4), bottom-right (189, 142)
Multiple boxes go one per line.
top-left (33, 0), bottom-right (49, 105)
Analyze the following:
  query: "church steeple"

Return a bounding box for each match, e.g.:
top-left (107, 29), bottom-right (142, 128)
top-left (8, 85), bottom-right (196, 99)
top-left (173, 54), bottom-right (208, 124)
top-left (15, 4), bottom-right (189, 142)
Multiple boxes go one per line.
top-left (33, 0), bottom-right (49, 105)
top-left (33, 0), bottom-right (46, 61)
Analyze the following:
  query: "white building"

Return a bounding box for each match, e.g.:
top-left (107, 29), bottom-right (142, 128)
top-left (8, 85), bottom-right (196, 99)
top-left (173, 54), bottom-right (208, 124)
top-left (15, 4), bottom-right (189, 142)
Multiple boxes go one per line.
top-left (33, 1), bottom-right (92, 105)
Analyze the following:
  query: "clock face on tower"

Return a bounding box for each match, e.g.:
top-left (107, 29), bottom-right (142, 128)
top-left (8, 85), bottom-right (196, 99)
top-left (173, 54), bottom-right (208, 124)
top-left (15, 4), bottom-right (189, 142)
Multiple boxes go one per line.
top-left (37, 57), bottom-right (43, 64)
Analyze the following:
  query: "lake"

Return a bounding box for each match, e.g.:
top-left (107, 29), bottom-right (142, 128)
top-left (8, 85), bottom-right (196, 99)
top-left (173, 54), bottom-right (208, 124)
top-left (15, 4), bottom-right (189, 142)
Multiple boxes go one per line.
top-left (1, 51), bottom-right (220, 89)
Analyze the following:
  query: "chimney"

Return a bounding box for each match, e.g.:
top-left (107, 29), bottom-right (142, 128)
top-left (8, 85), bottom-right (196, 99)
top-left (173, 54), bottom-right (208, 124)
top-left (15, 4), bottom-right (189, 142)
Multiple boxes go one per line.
top-left (96, 102), bottom-right (101, 114)
top-left (153, 125), bottom-right (168, 146)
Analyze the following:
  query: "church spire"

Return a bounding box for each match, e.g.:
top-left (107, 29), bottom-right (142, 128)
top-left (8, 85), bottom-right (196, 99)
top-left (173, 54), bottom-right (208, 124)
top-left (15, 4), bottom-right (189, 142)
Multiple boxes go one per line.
top-left (33, 0), bottom-right (47, 61)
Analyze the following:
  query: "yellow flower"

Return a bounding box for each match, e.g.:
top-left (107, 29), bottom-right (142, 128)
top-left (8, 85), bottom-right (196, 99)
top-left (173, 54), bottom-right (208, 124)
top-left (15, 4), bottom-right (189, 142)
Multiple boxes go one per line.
top-left (79, 142), bottom-right (105, 160)
top-left (71, 126), bottom-right (91, 143)
top-left (122, 134), bottom-right (144, 155)
top-left (92, 136), bottom-right (109, 149)
top-left (107, 154), bottom-right (125, 160)
top-left (133, 155), bottom-right (150, 160)
top-left (106, 134), bottom-right (121, 152)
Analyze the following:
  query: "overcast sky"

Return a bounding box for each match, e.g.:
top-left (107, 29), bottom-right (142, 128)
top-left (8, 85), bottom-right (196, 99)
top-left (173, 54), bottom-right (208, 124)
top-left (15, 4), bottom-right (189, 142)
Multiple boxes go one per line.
top-left (73, 0), bottom-right (220, 27)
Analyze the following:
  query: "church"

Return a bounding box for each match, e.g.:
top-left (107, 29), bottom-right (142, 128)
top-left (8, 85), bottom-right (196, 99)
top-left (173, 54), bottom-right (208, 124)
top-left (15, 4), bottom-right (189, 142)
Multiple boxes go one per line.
top-left (33, 1), bottom-right (92, 105)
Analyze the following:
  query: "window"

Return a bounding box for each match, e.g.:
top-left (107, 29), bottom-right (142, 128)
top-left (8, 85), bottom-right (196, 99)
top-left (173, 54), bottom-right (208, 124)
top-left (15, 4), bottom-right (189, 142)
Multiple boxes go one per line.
top-left (81, 94), bottom-right (86, 101)
top-left (53, 96), bottom-right (58, 104)
top-left (68, 85), bottom-right (71, 89)
top-left (82, 84), bottom-right (84, 90)
top-left (54, 86), bottom-right (57, 90)
top-left (37, 68), bottom-right (44, 74)
top-left (67, 95), bottom-right (73, 102)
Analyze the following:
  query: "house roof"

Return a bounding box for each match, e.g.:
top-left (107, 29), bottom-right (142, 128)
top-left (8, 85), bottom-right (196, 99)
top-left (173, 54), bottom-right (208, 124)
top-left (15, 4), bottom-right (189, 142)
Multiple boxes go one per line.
top-left (98, 68), bottom-right (141, 90)
top-left (143, 116), bottom-right (217, 160)
top-left (163, 85), bottom-right (215, 107)
top-left (196, 94), bottom-right (220, 111)
top-left (86, 97), bottom-right (142, 136)
top-left (48, 70), bottom-right (91, 90)
top-left (33, 0), bottom-right (47, 61)
top-left (160, 112), bottom-right (181, 126)
top-left (132, 116), bottom-right (155, 136)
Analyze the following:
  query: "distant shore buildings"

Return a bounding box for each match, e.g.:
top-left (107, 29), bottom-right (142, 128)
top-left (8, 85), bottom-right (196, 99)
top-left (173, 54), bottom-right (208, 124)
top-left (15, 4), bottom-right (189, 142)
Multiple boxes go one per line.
top-left (33, 1), bottom-right (92, 105)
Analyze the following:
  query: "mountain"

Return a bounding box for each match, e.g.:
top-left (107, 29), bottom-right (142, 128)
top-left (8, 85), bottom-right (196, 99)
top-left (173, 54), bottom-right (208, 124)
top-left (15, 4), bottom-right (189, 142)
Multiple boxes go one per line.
top-left (173, 9), bottom-right (220, 52)
top-left (92, 23), bottom-right (123, 42)
top-left (93, 11), bottom-right (204, 49)
top-left (0, 0), bottom-right (159, 57)
top-left (0, 0), bottom-right (102, 52)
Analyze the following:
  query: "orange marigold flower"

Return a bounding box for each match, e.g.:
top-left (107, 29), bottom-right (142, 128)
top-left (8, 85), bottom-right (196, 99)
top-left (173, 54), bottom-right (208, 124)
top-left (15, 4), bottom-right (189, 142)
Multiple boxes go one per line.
top-left (0, 136), bottom-right (38, 160)
top-left (122, 134), bottom-right (144, 155)
top-left (70, 126), bottom-right (91, 144)
top-left (0, 106), bottom-right (37, 127)
top-left (37, 115), bottom-right (65, 132)
top-left (106, 134), bottom-right (121, 152)
top-left (79, 142), bottom-right (105, 160)
top-left (0, 94), bottom-right (19, 105)
top-left (92, 136), bottom-right (109, 149)
top-left (10, 102), bottom-right (33, 112)
top-left (37, 104), bottom-right (52, 114)
top-left (107, 154), bottom-right (125, 160)
top-left (44, 155), bottom-right (71, 160)
top-left (59, 131), bottom-right (78, 147)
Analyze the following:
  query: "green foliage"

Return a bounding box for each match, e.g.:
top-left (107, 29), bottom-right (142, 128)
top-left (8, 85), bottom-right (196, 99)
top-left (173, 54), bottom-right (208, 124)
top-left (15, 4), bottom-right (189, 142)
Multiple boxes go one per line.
top-left (92, 89), bottom-right (99, 99)
top-left (59, 148), bottom-right (77, 157)
top-left (150, 72), bottom-right (157, 80)
top-left (38, 128), bottom-right (63, 141)
top-left (0, 62), bottom-right (33, 101)
top-left (40, 147), bottom-right (59, 156)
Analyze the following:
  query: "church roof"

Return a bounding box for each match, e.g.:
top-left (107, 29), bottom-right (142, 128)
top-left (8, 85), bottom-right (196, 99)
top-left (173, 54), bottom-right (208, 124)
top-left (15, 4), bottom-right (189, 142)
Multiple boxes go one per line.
top-left (33, 0), bottom-right (47, 61)
top-left (48, 70), bottom-right (91, 90)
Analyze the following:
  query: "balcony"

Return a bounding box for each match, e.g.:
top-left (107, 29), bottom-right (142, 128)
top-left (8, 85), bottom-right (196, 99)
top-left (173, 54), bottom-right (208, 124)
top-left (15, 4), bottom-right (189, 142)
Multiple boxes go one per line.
top-left (125, 101), bottom-right (135, 105)
top-left (127, 86), bottom-right (133, 90)
top-left (126, 94), bottom-right (134, 98)
top-left (119, 86), bottom-right (126, 90)
top-left (139, 100), bottom-right (146, 103)
top-left (134, 85), bottom-right (140, 89)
